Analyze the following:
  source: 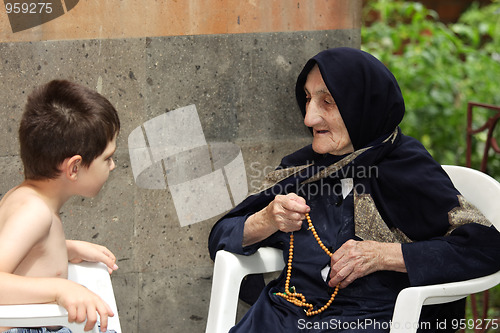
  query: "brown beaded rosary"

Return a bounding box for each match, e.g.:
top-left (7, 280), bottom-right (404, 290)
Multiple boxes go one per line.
top-left (274, 212), bottom-right (340, 316)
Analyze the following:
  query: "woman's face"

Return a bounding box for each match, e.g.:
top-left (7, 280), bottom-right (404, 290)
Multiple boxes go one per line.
top-left (303, 65), bottom-right (354, 155)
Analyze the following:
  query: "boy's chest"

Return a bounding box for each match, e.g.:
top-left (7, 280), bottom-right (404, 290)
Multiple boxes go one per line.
top-left (15, 218), bottom-right (68, 278)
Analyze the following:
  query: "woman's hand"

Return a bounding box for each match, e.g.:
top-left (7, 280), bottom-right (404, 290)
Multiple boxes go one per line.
top-left (66, 240), bottom-right (118, 274)
top-left (243, 193), bottom-right (310, 247)
top-left (328, 240), bottom-right (406, 289)
top-left (55, 278), bottom-right (114, 332)
top-left (265, 193), bottom-right (310, 233)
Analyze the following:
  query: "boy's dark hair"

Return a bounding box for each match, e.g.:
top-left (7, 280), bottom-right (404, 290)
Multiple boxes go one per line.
top-left (19, 80), bottom-right (120, 180)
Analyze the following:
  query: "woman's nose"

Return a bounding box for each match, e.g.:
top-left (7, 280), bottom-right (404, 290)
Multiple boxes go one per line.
top-left (304, 102), bottom-right (321, 127)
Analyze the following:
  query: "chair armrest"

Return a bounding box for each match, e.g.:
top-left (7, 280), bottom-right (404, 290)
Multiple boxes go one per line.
top-left (0, 304), bottom-right (95, 332)
top-left (0, 262), bottom-right (121, 333)
top-left (205, 248), bottom-right (285, 333)
top-left (69, 262), bottom-right (122, 333)
top-left (390, 270), bottom-right (500, 333)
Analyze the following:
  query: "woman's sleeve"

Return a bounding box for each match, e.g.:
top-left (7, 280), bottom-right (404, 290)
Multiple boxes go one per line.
top-left (402, 222), bottom-right (500, 286)
top-left (376, 137), bottom-right (500, 286)
top-left (208, 213), bottom-right (254, 260)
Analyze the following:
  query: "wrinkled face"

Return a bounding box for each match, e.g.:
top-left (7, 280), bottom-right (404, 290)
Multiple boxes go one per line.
top-left (303, 65), bottom-right (354, 155)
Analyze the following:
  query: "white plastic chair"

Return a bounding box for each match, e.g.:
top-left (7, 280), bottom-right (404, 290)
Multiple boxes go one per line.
top-left (206, 247), bottom-right (285, 333)
top-left (0, 262), bottom-right (122, 333)
top-left (205, 165), bottom-right (500, 333)
top-left (391, 165), bottom-right (500, 332)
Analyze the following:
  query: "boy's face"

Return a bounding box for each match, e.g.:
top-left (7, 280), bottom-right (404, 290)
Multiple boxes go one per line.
top-left (77, 136), bottom-right (117, 197)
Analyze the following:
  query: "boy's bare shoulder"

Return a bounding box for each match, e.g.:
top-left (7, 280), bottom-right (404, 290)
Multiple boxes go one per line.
top-left (0, 185), bottom-right (53, 229)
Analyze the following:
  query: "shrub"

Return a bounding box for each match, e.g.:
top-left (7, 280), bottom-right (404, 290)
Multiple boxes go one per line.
top-left (362, 0), bottom-right (500, 179)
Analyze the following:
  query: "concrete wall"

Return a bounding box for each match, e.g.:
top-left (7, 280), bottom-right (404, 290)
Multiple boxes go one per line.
top-left (0, 1), bottom-right (361, 332)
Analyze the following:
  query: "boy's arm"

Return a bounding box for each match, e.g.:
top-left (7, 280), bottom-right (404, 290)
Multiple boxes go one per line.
top-left (66, 240), bottom-right (119, 274)
top-left (0, 198), bottom-right (114, 332)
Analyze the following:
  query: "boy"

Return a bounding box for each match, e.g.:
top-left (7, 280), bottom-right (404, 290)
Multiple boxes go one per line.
top-left (0, 80), bottom-right (121, 333)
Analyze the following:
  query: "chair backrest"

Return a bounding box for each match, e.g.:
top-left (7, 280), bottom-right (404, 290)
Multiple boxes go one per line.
top-left (442, 165), bottom-right (500, 230)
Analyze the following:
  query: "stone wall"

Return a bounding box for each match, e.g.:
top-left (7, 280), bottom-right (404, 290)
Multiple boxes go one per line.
top-left (0, 1), bottom-right (361, 331)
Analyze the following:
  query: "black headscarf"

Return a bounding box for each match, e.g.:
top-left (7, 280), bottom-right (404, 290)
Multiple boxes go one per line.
top-left (289, 47), bottom-right (459, 241)
top-left (295, 47), bottom-right (405, 150)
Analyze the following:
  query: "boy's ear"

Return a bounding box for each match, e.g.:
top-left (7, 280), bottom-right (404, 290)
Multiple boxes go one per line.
top-left (65, 155), bottom-right (83, 180)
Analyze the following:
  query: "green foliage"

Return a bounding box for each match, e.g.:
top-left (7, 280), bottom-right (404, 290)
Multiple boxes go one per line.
top-left (362, 0), bottom-right (500, 179)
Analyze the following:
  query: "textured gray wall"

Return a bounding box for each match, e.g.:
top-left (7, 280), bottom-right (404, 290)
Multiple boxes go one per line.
top-left (0, 30), bottom-right (359, 332)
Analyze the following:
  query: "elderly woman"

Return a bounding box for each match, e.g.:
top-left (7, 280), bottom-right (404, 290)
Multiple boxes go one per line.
top-left (208, 47), bottom-right (500, 332)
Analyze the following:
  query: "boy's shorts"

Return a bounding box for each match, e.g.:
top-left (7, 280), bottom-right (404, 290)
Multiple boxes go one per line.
top-left (2, 328), bottom-right (72, 333)
top-left (4, 327), bottom-right (116, 333)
